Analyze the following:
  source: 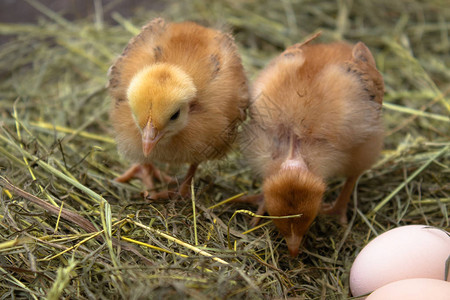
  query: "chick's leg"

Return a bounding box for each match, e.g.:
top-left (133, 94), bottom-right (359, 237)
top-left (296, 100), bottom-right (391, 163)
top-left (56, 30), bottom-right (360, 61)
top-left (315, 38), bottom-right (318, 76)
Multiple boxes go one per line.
top-left (115, 163), bottom-right (174, 189)
top-left (232, 193), bottom-right (265, 227)
top-left (150, 163), bottom-right (199, 200)
top-left (177, 163), bottom-right (198, 197)
top-left (321, 175), bottom-right (359, 224)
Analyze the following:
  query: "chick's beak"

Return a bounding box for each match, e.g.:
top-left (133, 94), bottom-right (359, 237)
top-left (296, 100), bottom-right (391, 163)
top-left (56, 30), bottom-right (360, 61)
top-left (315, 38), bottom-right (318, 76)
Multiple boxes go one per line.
top-left (142, 121), bottom-right (164, 157)
top-left (285, 234), bottom-right (303, 257)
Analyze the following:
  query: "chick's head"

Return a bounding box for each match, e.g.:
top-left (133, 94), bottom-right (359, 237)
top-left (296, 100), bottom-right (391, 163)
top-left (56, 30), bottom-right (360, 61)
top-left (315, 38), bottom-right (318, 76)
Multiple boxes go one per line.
top-left (127, 63), bottom-right (197, 156)
top-left (263, 168), bottom-right (325, 257)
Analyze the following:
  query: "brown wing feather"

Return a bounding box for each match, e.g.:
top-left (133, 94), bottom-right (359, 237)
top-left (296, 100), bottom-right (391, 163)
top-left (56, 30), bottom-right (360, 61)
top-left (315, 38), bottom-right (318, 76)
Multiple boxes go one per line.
top-left (108, 18), bottom-right (167, 103)
top-left (214, 31), bottom-right (249, 118)
top-left (347, 42), bottom-right (384, 105)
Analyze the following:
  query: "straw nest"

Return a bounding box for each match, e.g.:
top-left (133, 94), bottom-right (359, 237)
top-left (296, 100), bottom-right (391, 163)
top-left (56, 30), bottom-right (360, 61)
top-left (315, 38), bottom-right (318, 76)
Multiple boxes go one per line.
top-left (0, 0), bottom-right (448, 299)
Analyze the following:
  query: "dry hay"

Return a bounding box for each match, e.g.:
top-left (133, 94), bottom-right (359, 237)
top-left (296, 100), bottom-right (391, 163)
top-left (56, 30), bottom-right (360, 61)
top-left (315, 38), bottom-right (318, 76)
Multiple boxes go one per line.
top-left (0, 0), bottom-right (449, 299)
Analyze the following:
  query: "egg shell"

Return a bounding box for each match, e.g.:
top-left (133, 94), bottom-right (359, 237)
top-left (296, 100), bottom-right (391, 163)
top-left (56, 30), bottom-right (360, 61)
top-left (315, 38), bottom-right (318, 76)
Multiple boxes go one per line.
top-left (366, 278), bottom-right (450, 300)
top-left (350, 225), bottom-right (450, 297)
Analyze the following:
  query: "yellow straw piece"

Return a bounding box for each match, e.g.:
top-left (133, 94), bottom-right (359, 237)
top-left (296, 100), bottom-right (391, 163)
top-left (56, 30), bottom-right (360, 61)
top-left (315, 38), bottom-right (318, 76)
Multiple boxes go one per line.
top-left (383, 102), bottom-right (449, 122)
top-left (2, 189), bottom-right (13, 199)
top-left (40, 231), bottom-right (103, 262)
top-left (227, 210), bottom-right (302, 249)
top-left (13, 103), bottom-right (58, 207)
top-left (242, 221), bottom-right (272, 235)
top-left (130, 219), bottom-right (229, 266)
top-left (208, 192), bottom-right (247, 210)
top-left (191, 180), bottom-right (198, 246)
top-left (121, 236), bottom-right (188, 258)
top-left (0, 238), bottom-right (21, 250)
top-left (30, 121), bottom-right (115, 144)
top-left (54, 201), bottom-right (64, 234)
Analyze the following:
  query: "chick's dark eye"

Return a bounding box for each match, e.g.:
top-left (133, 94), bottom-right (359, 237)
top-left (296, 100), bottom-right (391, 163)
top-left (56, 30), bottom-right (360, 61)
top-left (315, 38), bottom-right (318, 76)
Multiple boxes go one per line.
top-left (170, 109), bottom-right (180, 121)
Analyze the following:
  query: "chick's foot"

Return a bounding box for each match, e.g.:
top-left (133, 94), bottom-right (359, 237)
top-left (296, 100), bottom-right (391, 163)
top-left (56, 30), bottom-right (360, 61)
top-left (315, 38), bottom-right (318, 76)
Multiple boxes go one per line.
top-left (321, 202), bottom-right (348, 225)
top-left (145, 163), bottom-right (199, 200)
top-left (320, 176), bottom-right (359, 225)
top-left (115, 163), bottom-right (175, 190)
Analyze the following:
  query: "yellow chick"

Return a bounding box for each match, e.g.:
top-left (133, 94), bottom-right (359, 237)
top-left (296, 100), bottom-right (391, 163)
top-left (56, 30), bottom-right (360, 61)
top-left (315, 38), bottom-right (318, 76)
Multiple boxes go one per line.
top-left (109, 18), bottom-right (249, 198)
top-left (238, 39), bottom-right (384, 256)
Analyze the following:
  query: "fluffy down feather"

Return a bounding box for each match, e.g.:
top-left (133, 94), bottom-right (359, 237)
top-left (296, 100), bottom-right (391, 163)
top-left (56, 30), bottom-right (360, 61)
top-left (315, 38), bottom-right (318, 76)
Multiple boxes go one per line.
top-left (109, 18), bottom-right (249, 198)
top-left (240, 40), bottom-right (384, 256)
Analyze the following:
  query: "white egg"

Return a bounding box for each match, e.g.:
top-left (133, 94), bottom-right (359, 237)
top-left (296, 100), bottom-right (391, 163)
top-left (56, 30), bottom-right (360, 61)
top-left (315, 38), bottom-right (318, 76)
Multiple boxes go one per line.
top-left (350, 225), bottom-right (450, 297)
top-left (366, 278), bottom-right (450, 300)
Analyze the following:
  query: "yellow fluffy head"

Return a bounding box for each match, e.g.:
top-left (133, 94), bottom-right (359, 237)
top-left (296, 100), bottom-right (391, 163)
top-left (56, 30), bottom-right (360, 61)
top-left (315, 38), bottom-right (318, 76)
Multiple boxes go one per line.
top-left (127, 63), bottom-right (197, 133)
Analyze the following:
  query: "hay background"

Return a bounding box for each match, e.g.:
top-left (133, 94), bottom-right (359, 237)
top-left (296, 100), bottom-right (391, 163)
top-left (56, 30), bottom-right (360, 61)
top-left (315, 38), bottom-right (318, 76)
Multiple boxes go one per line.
top-left (0, 0), bottom-right (449, 299)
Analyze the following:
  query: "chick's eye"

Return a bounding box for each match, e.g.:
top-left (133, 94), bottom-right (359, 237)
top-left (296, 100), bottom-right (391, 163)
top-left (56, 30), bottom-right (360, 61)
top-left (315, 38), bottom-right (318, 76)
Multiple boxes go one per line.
top-left (170, 109), bottom-right (180, 121)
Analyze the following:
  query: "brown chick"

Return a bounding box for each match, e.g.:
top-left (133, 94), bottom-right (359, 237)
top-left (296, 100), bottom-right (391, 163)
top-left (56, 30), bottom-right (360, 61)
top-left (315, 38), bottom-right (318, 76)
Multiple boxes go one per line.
top-left (109, 18), bottom-right (248, 199)
top-left (239, 40), bottom-right (384, 257)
